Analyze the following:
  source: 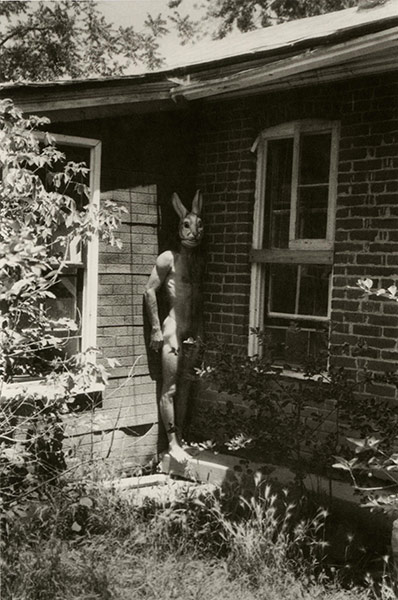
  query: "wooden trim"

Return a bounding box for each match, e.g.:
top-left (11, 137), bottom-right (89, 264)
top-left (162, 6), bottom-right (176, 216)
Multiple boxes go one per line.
top-left (35, 131), bottom-right (100, 148)
top-left (250, 248), bottom-right (333, 264)
top-left (206, 54), bottom-right (398, 102)
top-left (289, 239), bottom-right (333, 251)
top-left (81, 141), bottom-right (101, 353)
top-left (171, 27), bottom-right (398, 100)
top-left (7, 83), bottom-right (174, 114)
top-left (289, 124), bottom-right (300, 245)
top-left (268, 311), bottom-right (329, 322)
top-left (37, 132), bottom-right (101, 355)
top-left (327, 122), bottom-right (340, 244)
top-left (254, 120), bottom-right (335, 147)
top-left (248, 140), bottom-right (267, 355)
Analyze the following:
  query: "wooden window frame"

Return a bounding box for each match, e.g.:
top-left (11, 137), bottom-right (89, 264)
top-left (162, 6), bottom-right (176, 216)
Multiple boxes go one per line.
top-left (249, 120), bottom-right (339, 356)
top-left (46, 133), bottom-right (101, 353)
top-left (2, 133), bottom-right (102, 398)
top-left (29, 133), bottom-right (101, 355)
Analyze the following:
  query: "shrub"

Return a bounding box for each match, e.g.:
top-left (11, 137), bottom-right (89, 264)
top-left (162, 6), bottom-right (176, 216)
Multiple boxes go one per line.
top-left (0, 99), bottom-right (124, 527)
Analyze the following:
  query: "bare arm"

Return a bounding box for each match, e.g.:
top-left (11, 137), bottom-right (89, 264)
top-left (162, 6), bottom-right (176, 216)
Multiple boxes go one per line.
top-left (144, 251), bottom-right (173, 350)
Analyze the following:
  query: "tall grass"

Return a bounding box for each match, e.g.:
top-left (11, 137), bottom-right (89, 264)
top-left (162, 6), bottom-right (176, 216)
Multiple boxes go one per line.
top-left (1, 477), bottom-right (396, 600)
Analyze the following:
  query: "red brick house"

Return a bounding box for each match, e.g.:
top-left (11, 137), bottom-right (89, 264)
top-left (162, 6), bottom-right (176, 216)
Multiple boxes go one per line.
top-left (2, 0), bottom-right (398, 470)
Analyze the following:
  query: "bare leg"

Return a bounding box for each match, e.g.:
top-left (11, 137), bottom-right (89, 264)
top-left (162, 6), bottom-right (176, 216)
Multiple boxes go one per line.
top-left (175, 339), bottom-right (199, 441)
top-left (160, 317), bottom-right (190, 463)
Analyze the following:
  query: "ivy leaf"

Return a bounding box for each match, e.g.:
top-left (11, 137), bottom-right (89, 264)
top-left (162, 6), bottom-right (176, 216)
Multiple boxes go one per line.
top-left (332, 456), bottom-right (358, 471)
top-left (106, 358), bottom-right (121, 369)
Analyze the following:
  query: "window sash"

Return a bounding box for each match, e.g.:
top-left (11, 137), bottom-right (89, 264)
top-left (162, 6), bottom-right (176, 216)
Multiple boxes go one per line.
top-left (35, 132), bottom-right (101, 354)
top-left (252, 120), bottom-right (339, 252)
top-left (249, 120), bottom-right (339, 356)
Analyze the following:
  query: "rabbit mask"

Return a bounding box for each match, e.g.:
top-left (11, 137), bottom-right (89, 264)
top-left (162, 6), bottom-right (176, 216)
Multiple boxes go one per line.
top-left (172, 190), bottom-right (204, 248)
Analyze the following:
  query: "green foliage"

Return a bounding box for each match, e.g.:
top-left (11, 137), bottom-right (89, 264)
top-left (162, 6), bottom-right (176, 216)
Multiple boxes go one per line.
top-left (0, 98), bottom-right (123, 521)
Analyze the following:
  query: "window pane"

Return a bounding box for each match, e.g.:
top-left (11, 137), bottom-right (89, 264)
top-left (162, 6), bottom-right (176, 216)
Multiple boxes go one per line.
top-left (299, 133), bottom-right (331, 185)
top-left (296, 186), bottom-right (328, 239)
top-left (269, 264), bottom-right (297, 314)
top-left (269, 264), bottom-right (330, 318)
top-left (298, 265), bottom-right (331, 317)
top-left (45, 271), bottom-right (83, 325)
top-left (265, 325), bottom-right (328, 368)
top-left (264, 138), bottom-right (293, 249)
top-left (57, 145), bottom-right (91, 211)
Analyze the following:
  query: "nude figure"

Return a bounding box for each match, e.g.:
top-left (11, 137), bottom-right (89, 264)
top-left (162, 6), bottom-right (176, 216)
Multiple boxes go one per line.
top-left (144, 190), bottom-right (204, 463)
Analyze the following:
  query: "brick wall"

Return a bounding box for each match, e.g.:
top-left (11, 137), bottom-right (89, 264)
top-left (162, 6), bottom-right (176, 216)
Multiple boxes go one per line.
top-left (331, 77), bottom-right (398, 401)
top-left (197, 73), bottom-right (398, 402)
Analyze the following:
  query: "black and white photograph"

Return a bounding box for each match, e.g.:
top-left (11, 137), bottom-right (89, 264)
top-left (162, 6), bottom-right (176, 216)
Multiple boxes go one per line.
top-left (1, 0), bottom-right (398, 597)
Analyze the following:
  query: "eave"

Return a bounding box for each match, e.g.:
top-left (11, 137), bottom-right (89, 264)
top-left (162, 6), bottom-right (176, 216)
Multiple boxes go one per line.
top-left (1, 2), bottom-right (397, 119)
top-left (170, 26), bottom-right (398, 102)
top-left (0, 79), bottom-right (177, 121)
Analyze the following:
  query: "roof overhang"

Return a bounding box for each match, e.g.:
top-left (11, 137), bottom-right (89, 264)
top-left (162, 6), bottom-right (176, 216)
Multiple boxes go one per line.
top-left (170, 26), bottom-right (398, 101)
top-left (0, 2), bottom-right (397, 120)
top-left (0, 77), bottom-right (178, 121)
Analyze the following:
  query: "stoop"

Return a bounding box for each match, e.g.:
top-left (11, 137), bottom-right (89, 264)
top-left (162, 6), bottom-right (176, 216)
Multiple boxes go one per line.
top-left (161, 449), bottom-right (249, 486)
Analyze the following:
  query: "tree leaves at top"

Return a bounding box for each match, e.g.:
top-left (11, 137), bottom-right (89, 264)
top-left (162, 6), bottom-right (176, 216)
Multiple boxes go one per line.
top-left (167, 0), bottom-right (357, 41)
top-left (0, 0), bottom-right (360, 82)
top-left (207, 0), bottom-right (357, 38)
top-left (0, 0), bottom-right (166, 83)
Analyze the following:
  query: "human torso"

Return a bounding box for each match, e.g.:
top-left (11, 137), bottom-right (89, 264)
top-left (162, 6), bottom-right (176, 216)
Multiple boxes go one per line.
top-left (164, 250), bottom-right (202, 339)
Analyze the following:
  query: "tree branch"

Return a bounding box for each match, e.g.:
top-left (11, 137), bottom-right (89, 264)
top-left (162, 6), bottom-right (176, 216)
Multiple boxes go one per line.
top-left (0, 24), bottom-right (49, 48)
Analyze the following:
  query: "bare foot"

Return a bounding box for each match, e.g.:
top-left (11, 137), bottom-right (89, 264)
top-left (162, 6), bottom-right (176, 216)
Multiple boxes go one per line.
top-left (169, 444), bottom-right (191, 464)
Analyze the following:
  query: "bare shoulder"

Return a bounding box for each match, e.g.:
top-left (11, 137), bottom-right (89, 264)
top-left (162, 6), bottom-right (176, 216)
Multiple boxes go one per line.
top-left (155, 250), bottom-right (174, 270)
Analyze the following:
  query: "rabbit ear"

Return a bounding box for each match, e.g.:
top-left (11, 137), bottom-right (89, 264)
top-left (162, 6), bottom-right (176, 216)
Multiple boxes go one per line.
top-left (191, 189), bottom-right (203, 215)
top-left (172, 193), bottom-right (188, 219)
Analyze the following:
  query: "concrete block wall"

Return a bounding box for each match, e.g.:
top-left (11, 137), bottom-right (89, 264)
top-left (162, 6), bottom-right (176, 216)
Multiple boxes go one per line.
top-left (64, 184), bottom-right (160, 473)
top-left (95, 185), bottom-right (160, 470)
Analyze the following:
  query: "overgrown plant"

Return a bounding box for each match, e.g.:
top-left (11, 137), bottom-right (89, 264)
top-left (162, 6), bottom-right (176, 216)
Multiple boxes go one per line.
top-left (196, 333), bottom-right (345, 480)
top-left (333, 278), bottom-right (398, 516)
top-left (3, 475), bottom-right (394, 599)
top-left (196, 323), bottom-right (398, 487)
top-left (0, 99), bottom-right (124, 522)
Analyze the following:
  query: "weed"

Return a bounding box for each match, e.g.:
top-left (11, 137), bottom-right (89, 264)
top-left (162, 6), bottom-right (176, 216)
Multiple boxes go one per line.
top-left (1, 477), bottom-right (396, 600)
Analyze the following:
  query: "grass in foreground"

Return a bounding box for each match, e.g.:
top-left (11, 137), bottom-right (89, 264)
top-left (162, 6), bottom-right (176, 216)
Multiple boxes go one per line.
top-left (1, 478), bottom-right (396, 600)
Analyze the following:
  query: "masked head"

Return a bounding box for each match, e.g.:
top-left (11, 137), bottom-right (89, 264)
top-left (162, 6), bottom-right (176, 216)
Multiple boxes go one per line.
top-left (172, 190), bottom-right (204, 248)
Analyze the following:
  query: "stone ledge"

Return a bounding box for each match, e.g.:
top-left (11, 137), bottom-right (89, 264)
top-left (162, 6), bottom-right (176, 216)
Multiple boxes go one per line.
top-left (161, 449), bottom-right (395, 518)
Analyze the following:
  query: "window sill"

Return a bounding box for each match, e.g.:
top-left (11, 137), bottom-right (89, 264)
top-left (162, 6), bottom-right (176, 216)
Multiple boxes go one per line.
top-left (249, 248), bottom-right (333, 264)
top-left (272, 367), bottom-right (330, 383)
top-left (0, 378), bottom-right (105, 401)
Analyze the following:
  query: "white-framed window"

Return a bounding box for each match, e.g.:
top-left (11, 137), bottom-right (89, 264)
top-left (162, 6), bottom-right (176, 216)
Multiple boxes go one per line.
top-left (249, 120), bottom-right (339, 363)
top-left (37, 133), bottom-right (102, 356)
